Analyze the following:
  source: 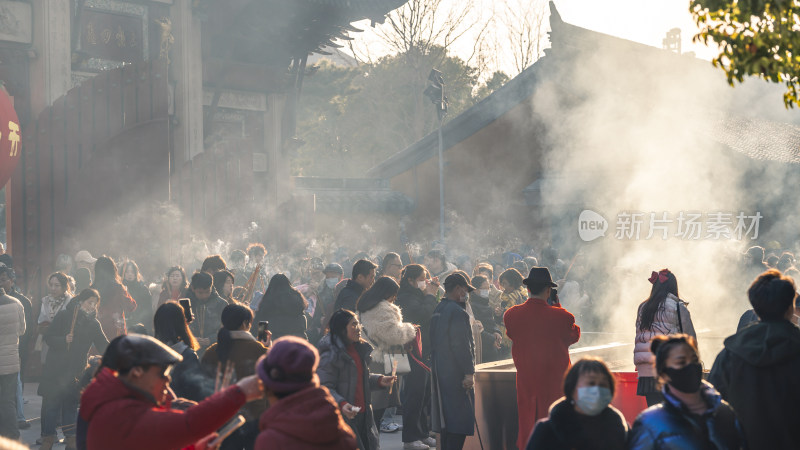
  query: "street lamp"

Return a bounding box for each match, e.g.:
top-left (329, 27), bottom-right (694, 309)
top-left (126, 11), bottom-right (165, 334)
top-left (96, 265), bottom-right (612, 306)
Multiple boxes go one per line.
top-left (423, 68), bottom-right (448, 243)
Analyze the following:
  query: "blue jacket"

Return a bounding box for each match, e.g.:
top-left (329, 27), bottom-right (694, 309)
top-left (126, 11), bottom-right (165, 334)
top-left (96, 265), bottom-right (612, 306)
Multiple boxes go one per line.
top-left (627, 382), bottom-right (745, 450)
top-left (430, 298), bottom-right (475, 436)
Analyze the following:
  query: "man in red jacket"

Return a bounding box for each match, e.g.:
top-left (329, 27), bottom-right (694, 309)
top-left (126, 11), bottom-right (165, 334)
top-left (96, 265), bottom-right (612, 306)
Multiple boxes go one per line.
top-left (504, 267), bottom-right (581, 449)
top-left (79, 334), bottom-right (264, 450)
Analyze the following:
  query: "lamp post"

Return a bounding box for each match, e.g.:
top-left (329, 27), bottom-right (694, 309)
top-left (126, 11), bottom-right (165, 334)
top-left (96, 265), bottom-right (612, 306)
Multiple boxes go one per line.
top-left (424, 69), bottom-right (448, 243)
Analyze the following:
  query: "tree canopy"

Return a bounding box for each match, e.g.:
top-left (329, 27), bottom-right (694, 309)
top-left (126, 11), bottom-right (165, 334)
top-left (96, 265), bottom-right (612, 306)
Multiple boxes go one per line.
top-left (293, 48), bottom-right (507, 177)
top-left (691, 0), bottom-right (800, 108)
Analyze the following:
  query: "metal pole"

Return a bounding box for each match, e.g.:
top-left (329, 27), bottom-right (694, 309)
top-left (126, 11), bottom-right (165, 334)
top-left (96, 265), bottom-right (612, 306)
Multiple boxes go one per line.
top-left (437, 116), bottom-right (445, 243)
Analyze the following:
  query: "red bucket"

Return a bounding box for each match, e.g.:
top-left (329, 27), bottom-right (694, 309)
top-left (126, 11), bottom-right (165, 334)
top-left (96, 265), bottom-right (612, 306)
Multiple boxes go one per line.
top-left (611, 372), bottom-right (648, 424)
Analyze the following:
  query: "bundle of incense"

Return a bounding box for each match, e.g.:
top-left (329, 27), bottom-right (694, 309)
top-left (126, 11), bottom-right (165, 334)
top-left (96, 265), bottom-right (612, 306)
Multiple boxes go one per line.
top-left (220, 360), bottom-right (235, 391)
top-left (67, 306), bottom-right (79, 350)
top-left (214, 362), bottom-right (223, 393)
top-left (388, 359), bottom-right (398, 394)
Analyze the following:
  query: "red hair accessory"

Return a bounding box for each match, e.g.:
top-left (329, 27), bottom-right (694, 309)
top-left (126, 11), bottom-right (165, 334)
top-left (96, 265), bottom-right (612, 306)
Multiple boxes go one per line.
top-left (648, 269), bottom-right (669, 284)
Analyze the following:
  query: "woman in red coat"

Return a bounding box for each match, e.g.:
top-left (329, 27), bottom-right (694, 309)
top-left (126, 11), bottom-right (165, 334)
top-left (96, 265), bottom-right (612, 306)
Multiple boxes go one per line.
top-left (504, 267), bottom-right (580, 449)
top-left (91, 256), bottom-right (136, 337)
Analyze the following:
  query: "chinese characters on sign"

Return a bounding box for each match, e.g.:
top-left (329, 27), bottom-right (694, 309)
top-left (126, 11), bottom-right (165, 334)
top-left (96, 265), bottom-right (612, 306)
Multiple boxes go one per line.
top-left (80, 10), bottom-right (143, 64)
top-left (0, 87), bottom-right (22, 187)
top-left (614, 211), bottom-right (762, 241)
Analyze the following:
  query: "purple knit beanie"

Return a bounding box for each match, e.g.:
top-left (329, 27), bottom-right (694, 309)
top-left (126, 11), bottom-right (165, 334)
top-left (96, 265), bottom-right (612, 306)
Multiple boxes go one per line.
top-left (256, 336), bottom-right (320, 394)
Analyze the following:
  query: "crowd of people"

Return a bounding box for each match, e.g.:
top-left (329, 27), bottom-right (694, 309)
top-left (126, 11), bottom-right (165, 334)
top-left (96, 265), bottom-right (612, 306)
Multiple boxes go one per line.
top-left (0, 241), bottom-right (798, 450)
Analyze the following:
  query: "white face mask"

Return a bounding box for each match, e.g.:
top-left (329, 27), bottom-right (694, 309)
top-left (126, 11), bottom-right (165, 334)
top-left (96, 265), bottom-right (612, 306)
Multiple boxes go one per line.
top-left (417, 281), bottom-right (427, 290)
top-left (325, 278), bottom-right (339, 288)
top-left (479, 289), bottom-right (490, 298)
top-left (575, 386), bottom-right (612, 416)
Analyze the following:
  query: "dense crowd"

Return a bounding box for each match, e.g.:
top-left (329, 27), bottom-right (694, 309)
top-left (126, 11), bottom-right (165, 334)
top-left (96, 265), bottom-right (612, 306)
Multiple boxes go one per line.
top-left (0, 241), bottom-right (798, 450)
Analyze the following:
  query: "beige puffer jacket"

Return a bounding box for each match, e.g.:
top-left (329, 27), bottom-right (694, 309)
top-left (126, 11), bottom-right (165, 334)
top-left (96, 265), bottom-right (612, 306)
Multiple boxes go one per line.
top-left (359, 300), bottom-right (416, 362)
top-left (0, 291), bottom-right (26, 375)
top-left (633, 293), bottom-right (696, 377)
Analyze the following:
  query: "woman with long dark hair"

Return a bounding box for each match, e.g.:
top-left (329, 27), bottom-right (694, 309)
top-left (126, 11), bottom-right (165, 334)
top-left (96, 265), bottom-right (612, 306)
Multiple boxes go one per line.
top-left (317, 309), bottom-right (395, 450)
top-left (120, 259), bottom-right (153, 332)
top-left (202, 304), bottom-right (269, 450)
top-left (255, 274), bottom-right (308, 340)
top-left (39, 289), bottom-right (108, 450)
top-left (153, 301), bottom-right (207, 401)
top-left (357, 276), bottom-right (418, 439)
top-left (394, 264), bottom-right (438, 448)
top-left (158, 266), bottom-right (188, 308)
top-left (628, 335), bottom-right (744, 449)
top-left (91, 256), bottom-right (136, 338)
top-left (634, 269), bottom-right (696, 406)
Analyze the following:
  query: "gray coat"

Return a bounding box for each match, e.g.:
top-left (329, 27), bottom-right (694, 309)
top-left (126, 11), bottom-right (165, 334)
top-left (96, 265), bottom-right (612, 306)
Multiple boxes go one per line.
top-left (317, 334), bottom-right (383, 450)
top-left (430, 298), bottom-right (475, 436)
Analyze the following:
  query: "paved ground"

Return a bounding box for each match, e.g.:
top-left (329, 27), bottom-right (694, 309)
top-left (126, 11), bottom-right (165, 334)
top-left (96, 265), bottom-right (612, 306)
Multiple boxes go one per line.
top-left (16, 383), bottom-right (411, 449)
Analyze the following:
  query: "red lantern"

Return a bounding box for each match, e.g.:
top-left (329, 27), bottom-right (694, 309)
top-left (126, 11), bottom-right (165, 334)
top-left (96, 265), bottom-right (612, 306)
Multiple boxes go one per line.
top-left (0, 84), bottom-right (21, 188)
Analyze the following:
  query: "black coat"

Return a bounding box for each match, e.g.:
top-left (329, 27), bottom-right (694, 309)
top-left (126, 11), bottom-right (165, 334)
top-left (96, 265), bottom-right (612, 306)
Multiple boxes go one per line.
top-left (334, 279), bottom-right (364, 313)
top-left (527, 397), bottom-right (627, 450)
top-left (627, 382), bottom-right (744, 450)
top-left (255, 290), bottom-right (308, 340)
top-left (395, 284), bottom-right (438, 359)
top-left (430, 298), bottom-right (475, 436)
top-left (186, 290), bottom-right (228, 343)
top-left (39, 304), bottom-right (108, 398)
top-left (709, 319), bottom-right (800, 449)
top-left (469, 293), bottom-right (500, 362)
top-left (168, 342), bottom-right (211, 402)
top-left (124, 280), bottom-right (153, 331)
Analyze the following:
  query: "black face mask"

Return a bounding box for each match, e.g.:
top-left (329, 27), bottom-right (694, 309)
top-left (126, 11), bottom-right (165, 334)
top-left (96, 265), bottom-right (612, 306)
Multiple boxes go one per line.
top-left (663, 362), bottom-right (703, 393)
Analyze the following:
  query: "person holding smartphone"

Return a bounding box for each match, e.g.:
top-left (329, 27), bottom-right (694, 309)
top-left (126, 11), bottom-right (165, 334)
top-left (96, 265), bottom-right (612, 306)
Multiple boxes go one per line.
top-left (317, 309), bottom-right (396, 450)
top-left (153, 302), bottom-right (206, 401)
top-left (79, 334), bottom-right (264, 450)
top-left (202, 304), bottom-right (270, 449)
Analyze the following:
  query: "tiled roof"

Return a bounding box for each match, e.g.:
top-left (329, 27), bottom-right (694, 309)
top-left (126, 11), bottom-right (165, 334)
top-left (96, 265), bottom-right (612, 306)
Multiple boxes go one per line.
top-left (310, 189), bottom-right (414, 214)
top-left (709, 116), bottom-right (800, 165)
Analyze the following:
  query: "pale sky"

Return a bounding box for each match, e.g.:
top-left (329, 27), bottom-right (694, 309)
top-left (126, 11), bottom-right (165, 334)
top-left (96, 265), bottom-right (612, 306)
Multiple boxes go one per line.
top-left (348, 0), bottom-right (715, 76)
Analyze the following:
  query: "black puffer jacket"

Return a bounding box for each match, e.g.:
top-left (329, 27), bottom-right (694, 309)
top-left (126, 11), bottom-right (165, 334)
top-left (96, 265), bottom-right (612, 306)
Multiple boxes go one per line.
top-left (395, 283), bottom-right (437, 359)
top-left (627, 382), bottom-right (745, 450)
top-left (527, 397), bottom-right (627, 450)
top-left (709, 319), bottom-right (800, 449)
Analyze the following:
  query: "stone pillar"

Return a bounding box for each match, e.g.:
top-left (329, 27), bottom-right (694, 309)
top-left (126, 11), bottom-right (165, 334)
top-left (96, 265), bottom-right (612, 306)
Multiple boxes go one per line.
top-left (29, 0), bottom-right (72, 115)
top-left (170, 0), bottom-right (203, 161)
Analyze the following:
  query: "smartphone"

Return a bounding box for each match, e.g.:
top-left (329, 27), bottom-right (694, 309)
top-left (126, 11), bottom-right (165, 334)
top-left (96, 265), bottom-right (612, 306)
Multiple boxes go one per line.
top-left (178, 298), bottom-right (194, 323)
top-left (257, 321), bottom-right (269, 342)
top-left (210, 414), bottom-right (245, 447)
top-left (547, 288), bottom-right (560, 306)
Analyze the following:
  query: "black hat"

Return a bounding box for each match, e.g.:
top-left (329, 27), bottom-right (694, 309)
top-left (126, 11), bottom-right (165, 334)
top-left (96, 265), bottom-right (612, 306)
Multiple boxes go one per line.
top-left (523, 267), bottom-right (557, 288)
top-left (323, 263), bottom-right (344, 275)
top-left (113, 334), bottom-right (182, 371)
top-left (444, 273), bottom-right (475, 292)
